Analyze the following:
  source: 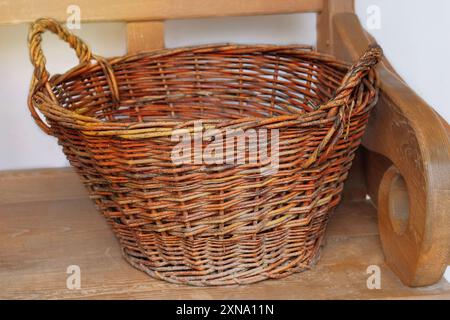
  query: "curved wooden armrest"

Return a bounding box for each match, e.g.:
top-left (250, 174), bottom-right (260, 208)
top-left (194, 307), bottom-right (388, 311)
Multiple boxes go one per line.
top-left (332, 12), bottom-right (450, 287)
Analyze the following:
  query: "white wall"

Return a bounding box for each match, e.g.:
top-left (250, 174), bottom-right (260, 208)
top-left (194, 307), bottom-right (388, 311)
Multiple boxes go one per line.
top-left (0, 0), bottom-right (448, 283)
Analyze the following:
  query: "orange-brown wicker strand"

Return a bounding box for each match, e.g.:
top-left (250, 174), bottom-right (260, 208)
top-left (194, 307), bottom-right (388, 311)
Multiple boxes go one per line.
top-left (27, 18), bottom-right (382, 286)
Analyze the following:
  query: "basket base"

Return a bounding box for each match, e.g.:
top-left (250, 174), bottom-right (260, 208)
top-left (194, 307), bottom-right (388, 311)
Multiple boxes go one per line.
top-left (120, 242), bottom-right (323, 287)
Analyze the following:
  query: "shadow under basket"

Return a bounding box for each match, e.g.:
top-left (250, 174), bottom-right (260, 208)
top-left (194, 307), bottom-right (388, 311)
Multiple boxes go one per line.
top-left (28, 18), bottom-right (382, 286)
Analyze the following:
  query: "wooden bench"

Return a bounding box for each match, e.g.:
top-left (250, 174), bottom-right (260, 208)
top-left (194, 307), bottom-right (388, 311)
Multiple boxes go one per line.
top-left (0, 0), bottom-right (449, 298)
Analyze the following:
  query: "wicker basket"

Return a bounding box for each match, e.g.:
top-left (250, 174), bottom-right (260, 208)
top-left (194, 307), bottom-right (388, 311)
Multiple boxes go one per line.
top-left (28, 18), bottom-right (382, 286)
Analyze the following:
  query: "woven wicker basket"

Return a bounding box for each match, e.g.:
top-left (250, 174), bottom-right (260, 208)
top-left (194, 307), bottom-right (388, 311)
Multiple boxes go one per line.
top-left (28, 18), bottom-right (382, 286)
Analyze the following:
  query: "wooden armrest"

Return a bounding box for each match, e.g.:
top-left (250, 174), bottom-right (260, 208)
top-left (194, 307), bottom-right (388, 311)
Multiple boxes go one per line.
top-left (332, 12), bottom-right (450, 287)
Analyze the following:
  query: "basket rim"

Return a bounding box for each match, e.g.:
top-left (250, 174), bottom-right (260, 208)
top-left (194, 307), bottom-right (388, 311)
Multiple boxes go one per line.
top-left (32, 43), bottom-right (354, 137)
top-left (52, 43), bottom-right (351, 83)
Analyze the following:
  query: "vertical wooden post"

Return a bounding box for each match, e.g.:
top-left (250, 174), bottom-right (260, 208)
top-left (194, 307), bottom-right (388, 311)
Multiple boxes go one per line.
top-left (317, 0), bottom-right (354, 54)
top-left (126, 21), bottom-right (165, 53)
top-left (317, 0), bottom-right (367, 202)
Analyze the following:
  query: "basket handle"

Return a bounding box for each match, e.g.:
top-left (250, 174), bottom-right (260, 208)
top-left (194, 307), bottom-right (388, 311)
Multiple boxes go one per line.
top-left (27, 18), bottom-right (92, 133)
top-left (333, 44), bottom-right (383, 102)
top-left (302, 44), bottom-right (383, 168)
top-left (28, 18), bottom-right (121, 134)
top-left (29, 18), bottom-right (92, 84)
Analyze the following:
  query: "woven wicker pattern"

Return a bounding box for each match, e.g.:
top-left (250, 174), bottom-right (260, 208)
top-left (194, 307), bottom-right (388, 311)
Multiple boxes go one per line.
top-left (28, 18), bottom-right (382, 286)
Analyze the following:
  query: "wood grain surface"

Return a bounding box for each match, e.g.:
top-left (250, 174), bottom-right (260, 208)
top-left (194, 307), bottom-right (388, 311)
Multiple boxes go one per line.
top-left (0, 0), bottom-right (323, 24)
top-left (317, 0), bottom-right (354, 54)
top-left (1, 169), bottom-right (448, 299)
top-left (127, 21), bottom-right (165, 53)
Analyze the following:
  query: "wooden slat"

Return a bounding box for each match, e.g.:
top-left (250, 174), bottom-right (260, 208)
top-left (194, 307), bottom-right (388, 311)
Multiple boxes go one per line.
top-left (0, 0), bottom-right (323, 24)
top-left (332, 12), bottom-right (450, 287)
top-left (0, 168), bottom-right (87, 205)
top-left (317, 0), bottom-right (367, 200)
top-left (316, 0), bottom-right (354, 54)
top-left (1, 186), bottom-right (449, 299)
top-left (317, 1), bottom-right (364, 203)
top-left (127, 21), bottom-right (165, 53)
